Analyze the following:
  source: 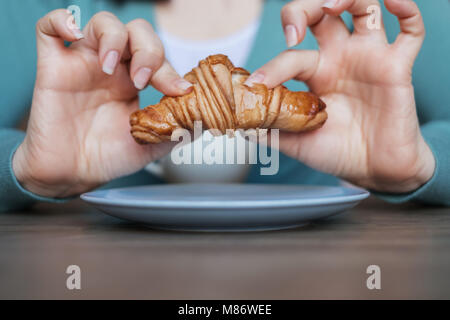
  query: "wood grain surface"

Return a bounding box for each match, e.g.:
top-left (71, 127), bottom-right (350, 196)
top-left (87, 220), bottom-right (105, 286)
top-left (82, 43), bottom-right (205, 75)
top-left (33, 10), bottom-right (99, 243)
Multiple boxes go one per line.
top-left (1, 197), bottom-right (449, 299)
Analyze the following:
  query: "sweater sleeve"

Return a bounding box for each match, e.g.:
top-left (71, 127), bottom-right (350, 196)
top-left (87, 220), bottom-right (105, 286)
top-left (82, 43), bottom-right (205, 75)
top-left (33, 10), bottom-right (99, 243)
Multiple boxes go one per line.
top-left (0, 129), bottom-right (69, 212)
top-left (0, 128), bottom-right (165, 213)
top-left (374, 121), bottom-right (450, 206)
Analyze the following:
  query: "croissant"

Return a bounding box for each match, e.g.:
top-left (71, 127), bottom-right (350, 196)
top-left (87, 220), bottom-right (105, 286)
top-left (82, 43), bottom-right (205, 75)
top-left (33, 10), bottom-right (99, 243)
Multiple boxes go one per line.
top-left (130, 54), bottom-right (327, 144)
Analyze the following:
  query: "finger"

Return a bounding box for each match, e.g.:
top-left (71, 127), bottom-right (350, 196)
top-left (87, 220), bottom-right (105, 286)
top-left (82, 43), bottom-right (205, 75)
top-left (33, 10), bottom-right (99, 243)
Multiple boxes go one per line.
top-left (311, 14), bottom-right (351, 48)
top-left (151, 59), bottom-right (193, 96)
top-left (245, 50), bottom-right (319, 89)
top-left (126, 19), bottom-right (164, 90)
top-left (281, 0), bottom-right (350, 48)
top-left (36, 9), bottom-right (84, 57)
top-left (384, 0), bottom-right (425, 60)
top-left (126, 19), bottom-right (192, 95)
top-left (75, 11), bottom-right (128, 75)
top-left (323, 0), bottom-right (387, 39)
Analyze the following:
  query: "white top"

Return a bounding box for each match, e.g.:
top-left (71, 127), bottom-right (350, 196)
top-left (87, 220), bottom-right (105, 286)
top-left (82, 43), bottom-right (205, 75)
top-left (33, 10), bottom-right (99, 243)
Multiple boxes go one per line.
top-left (153, 18), bottom-right (261, 183)
top-left (158, 17), bottom-right (260, 76)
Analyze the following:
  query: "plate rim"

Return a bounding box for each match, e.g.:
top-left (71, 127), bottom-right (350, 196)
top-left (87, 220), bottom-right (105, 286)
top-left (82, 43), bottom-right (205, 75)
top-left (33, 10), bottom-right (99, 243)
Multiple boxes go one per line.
top-left (80, 184), bottom-right (370, 209)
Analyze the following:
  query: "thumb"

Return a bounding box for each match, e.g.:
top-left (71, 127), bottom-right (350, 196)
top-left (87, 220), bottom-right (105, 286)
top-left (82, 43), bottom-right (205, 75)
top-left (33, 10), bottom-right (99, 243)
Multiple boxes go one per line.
top-left (36, 9), bottom-right (84, 58)
top-left (245, 50), bottom-right (319, 89)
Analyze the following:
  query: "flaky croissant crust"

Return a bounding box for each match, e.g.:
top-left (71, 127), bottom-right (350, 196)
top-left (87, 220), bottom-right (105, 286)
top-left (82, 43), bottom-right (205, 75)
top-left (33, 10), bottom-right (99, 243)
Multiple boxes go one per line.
top-left (130, 54), bottom-right (327, 144)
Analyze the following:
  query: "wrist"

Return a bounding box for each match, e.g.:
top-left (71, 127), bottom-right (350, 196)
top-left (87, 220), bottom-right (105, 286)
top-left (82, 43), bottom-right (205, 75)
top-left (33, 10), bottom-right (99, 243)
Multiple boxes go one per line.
top-left (412, 139), bottom-right (436, 191)
top-left (12, 143), bottom-right (83, 198)
top-left (13, 143), bottom-right (51, 197)
top-left (369, 138), bottom-right (435, 194)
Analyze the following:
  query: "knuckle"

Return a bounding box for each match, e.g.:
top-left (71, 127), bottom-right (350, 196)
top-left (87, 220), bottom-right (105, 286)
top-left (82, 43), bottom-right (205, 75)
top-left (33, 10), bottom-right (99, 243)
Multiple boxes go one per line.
top-left (415, 26), bottom-right (425, 38)
top-left (280, 6), bottom-right (291, 21)
top-left (108, 28), bottom-right (128, 41)
top-left (149, 50), bottom-right (165, 65)
top-left (410, 3), bottom-right (425, 34)
top-left (94, 11), bottom-right (115, 19)
top-left (92, 11), bottom-right (117, 24)
top-left (281, 3), bottom-right (296, 21)
top-left (137, 49), bottom-right (165, 68)
top-left (37, 9), bottom-right (66, 25)
top-left (91, 11), bottom-right (127, 40)
top-left (128, 18), bottom-right (154, 30)
top-left (410, 2), bottom-right (421, 13)
top-left (406, 18), bottom-right (425, 38)
top-left (52, 8), bottom-right (71, 17)
top-left (36, 16), bottom-right (45, 29)
top-left (414, 20), bottom-right (426, 38)
top-left (36, 9), bottom-right (66, 34)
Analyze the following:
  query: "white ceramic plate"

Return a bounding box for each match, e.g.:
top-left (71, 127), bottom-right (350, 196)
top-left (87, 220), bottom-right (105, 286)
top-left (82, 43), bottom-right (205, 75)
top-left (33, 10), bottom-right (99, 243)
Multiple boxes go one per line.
top-left (81, 184), bottom-right (370, 232)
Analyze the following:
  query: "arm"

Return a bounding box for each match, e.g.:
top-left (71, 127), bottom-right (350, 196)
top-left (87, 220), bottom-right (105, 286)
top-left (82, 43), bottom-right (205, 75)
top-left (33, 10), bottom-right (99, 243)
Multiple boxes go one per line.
top-left (247, 0), bottom-right (442, 202)
top-left (1, 9), bottom-right (188, 212)
top-left (0, 128), bottom-right (166, 213)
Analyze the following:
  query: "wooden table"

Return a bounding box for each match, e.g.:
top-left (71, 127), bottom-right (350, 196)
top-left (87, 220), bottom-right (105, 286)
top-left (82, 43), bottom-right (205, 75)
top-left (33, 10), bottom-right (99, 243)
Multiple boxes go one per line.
top-left (1, 197), bottom-right (449, 299)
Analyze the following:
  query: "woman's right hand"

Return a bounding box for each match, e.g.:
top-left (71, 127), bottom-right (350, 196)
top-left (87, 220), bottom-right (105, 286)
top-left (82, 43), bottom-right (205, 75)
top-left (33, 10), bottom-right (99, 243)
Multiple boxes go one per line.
top-left (12, 10), bottom-right (191, 198)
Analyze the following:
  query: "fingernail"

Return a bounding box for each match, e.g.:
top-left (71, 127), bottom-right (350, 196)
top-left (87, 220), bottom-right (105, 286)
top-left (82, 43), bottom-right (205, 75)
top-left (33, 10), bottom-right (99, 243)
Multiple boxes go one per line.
top-left (133, 68), bottom-right (152, 90)
top-left (72, 28), bottom-right (84, 40)
top-left (102, 51), bottom-right (119, 75)
top-left (284, 25), bottom-right (298, 48)
top-left (175, 79), bottom-right (193, 91)
top-left (244, 72), bottom-right (265, 87)
top-left (322, 0), bottom-right (337, 9)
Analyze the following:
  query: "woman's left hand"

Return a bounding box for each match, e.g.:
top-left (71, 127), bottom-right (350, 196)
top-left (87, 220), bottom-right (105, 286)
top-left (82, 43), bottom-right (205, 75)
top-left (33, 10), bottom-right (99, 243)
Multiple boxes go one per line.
top-left (246, 0), bottom-right (435, 193)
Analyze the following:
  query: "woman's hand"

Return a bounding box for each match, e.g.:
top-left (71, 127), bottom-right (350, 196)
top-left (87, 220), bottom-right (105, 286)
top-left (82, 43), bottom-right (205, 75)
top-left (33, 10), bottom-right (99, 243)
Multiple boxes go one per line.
top-left (247, 0), bottom-right (435, 193)
top-left (12, 10), bottom-right (192, 198)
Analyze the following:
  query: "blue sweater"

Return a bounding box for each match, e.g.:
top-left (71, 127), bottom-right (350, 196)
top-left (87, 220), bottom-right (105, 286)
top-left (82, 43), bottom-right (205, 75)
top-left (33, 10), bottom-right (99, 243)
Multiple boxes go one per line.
top-left (0, 0), bottom-right (449, 211)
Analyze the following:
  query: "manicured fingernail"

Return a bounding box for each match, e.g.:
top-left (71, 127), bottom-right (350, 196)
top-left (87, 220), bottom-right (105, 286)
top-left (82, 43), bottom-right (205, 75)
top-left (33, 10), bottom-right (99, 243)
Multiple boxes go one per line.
top-left (72, 28), bottom-right (84, 40)
top-left (175, 79), bottom-right (193, 91)
top-left (284, 25), bottom-right (298, 48)
top-left (322, 0), bottom-right (337, 9)
top-left (244, 72), bottom-right (265, 87)
top-left (102, 51), bottom-right (119, 75)
top-left (133, 68), bottom-right (152, 90)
